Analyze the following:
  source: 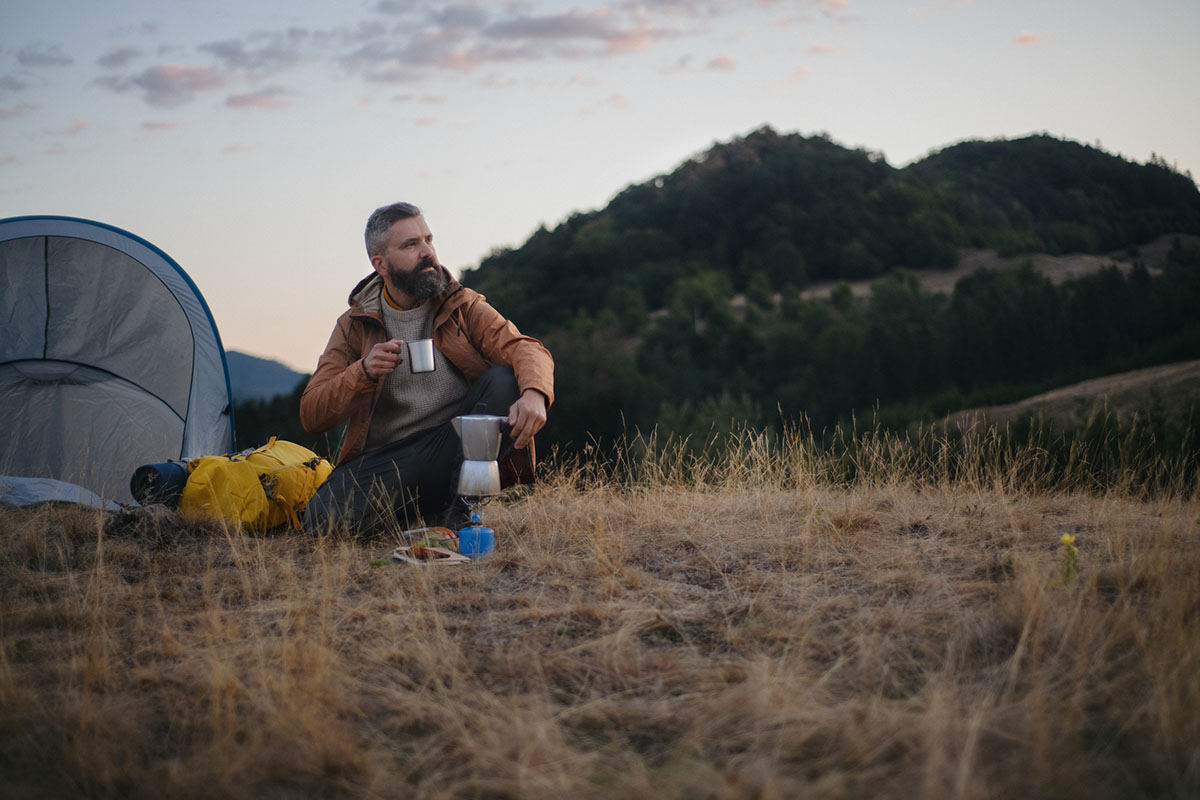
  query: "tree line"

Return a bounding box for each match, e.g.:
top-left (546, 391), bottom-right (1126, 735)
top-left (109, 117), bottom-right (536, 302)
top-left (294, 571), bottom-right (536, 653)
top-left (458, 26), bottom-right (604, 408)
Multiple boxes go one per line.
top-left (534, 238), bottom-right (1200, 451)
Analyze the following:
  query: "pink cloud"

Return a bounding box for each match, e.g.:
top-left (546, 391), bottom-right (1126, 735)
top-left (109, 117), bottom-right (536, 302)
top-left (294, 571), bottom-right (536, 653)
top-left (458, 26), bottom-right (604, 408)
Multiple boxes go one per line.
top-left (142, 121), bottom-right (176, 132)
top-left (223, 142), bottom-right (251, 154)
top-left (0, 103), bottom-right (38, 120)
top-left (99, 63), bottom-right (228, 107)
top-left (815, 0), bottom-right (849, 14)
top-left (65, 117), bottom-right (89, 135)
top-left (706, 55), bottom-right (735, 70)
top-left (606, 25), bottom-right (658, 54)
top-left (1014, 30), bottom-right (1043, 45)
top-left (806, 43), bottom-right (834, 55)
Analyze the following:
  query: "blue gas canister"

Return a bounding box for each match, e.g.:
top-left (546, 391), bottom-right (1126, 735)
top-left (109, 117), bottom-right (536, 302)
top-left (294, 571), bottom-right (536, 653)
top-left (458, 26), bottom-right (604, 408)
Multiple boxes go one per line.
top-left (458, 510), bottom-right (495, 557)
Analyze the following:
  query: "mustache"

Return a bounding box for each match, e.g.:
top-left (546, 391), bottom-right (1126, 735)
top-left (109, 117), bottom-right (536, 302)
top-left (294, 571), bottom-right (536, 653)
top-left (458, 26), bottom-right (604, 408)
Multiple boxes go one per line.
top-left (418, 255), bottom-right (441, 271)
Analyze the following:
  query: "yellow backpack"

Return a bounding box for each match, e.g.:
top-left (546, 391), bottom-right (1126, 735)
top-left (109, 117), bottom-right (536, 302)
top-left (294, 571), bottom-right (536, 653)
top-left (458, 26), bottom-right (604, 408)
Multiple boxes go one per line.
top-left (180, 437), bottom-right (333, 530)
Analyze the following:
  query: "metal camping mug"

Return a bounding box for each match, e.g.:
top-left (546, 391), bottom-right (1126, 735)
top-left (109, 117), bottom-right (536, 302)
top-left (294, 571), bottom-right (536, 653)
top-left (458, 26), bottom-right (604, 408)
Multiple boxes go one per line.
top-left (407, 339), bottom-right (436, 373)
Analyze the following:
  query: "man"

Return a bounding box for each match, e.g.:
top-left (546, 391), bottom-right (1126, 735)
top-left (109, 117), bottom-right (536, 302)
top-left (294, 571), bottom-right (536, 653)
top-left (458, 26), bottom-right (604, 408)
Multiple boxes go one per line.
top-left (300, 202), bottom-right (554, 533)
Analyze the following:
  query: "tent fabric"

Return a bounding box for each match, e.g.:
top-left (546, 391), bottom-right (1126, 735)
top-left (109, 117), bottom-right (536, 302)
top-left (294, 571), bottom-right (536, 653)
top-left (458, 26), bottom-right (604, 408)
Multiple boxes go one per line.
top-left (0, 476), bottom-right (121, 512)
top-left (0, 215), bottom-right (234, 505)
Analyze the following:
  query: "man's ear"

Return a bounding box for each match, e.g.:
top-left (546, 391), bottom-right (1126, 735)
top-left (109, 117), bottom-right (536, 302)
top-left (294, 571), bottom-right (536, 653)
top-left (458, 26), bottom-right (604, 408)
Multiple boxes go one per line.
top-left (370, 255), bottom-right (387, 277)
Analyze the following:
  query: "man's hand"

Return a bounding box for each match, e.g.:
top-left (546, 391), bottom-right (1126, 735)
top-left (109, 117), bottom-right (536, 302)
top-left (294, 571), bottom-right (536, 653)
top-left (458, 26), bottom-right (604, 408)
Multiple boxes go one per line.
top-left (363, 339), bottom-right (404, 381)
top-left (507, 389), bottom-right (547, 449)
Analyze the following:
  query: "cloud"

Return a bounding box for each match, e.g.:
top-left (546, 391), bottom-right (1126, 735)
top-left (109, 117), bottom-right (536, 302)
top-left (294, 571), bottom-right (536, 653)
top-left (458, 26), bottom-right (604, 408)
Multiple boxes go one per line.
top-left (430, 3), bottom-right (490, 31)
top-left (106, 63), bottom-right (227, 107)
top-left (98, 46), bottom-right (144, 69)
top-left (40, 117), bottom-right (89, 136)
top-left (340, 26), bottom-right (483, 77)
top-left (90, 1), bottom-right (827, 109)
top-left (485, 12), bottom-right (616, 40)
top-left (141, 120), bottom-right (176, 132)
top-left (374, 0), bottom-right (418, 14)
top-left (0, 74), bottom-right (35, 96)
top-left (17, 44), bottom-right (74, 68)
top-left (482, 10), bottom-right (667, 56)
top-left (199, 30), bottom-right (309, 75)
top-left (223, 142), bottom-right (251, 154)
top-left (1014, 30), bottom-right (1043, 45)
top-left (806, 43), bottom-right (834, 55)
top-left (225, 86), bottom-right (290, 109)
top-left (0, 103), bottom-right (37, 120)
top-left (579, 92), bottom-right (631, 115)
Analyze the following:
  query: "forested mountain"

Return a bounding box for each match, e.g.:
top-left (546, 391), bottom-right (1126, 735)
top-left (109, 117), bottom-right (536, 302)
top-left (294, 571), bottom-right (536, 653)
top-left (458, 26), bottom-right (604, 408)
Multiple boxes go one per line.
top-left (463, 128), bottom-right (1199, 333)
top-left (456, 128), bottom-right (1200, 450)
top-left (236, 129), bottom-right (1200, 456)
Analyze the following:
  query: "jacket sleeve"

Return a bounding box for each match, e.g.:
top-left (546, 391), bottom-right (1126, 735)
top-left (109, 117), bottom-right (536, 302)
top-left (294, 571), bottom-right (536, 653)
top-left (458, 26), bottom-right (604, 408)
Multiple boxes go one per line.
top-left (462, 298), bottom-right (555, 407)
top-left (299, 314), bottom-right (378, 434)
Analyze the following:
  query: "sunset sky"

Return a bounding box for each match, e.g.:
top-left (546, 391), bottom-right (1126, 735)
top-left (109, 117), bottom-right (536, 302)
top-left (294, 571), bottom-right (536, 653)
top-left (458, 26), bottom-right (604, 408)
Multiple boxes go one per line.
top-left (3, 0), bottom-right (1198, 371)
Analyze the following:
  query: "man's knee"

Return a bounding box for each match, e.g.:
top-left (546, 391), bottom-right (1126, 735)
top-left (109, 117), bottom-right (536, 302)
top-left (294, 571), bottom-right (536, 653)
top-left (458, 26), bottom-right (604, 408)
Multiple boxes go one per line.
top-left (481, 365), bottom-right (518, 395)
top-left (472, 366), bottom-right (520, 412)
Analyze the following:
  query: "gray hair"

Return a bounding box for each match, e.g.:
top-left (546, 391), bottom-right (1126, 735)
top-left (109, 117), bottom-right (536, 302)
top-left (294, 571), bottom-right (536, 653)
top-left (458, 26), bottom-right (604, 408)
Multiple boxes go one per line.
top-left (364, 202), bottom-right (422, 258)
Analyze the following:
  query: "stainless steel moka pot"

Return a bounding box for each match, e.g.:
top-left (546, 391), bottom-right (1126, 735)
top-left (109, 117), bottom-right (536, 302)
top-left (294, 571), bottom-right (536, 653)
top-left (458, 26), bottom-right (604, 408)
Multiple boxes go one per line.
top-left (451, 413), bottom-right (507, 496)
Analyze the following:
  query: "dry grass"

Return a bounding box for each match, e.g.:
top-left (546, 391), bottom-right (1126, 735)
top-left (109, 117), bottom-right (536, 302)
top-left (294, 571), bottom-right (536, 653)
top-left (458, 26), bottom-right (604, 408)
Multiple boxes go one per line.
top-left (2, 429), bottom-right (1199, 799)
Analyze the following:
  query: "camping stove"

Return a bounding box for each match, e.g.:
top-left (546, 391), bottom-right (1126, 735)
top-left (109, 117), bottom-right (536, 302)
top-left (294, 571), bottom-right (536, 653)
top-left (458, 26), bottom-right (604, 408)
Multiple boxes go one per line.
top-left (451, 411), bottom-right (507, 557)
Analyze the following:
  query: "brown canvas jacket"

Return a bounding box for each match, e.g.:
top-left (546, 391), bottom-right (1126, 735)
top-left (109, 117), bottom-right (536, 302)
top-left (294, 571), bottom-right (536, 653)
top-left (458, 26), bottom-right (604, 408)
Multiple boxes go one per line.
top-left (299, 270), bottom-right (555, 477)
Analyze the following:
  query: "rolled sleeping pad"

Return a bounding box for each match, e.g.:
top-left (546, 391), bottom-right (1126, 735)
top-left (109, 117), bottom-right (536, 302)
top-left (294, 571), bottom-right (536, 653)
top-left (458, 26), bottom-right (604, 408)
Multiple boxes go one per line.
top-left (130, 461), bottom-right (190, 506)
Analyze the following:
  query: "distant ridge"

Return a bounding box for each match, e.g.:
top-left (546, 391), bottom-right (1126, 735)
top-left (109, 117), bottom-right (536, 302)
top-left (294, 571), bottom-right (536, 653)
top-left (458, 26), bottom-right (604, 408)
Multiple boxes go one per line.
top-left (943, 360), bottom-right (1200, 431)
top-left (226, 351), bottom-right (306, 404)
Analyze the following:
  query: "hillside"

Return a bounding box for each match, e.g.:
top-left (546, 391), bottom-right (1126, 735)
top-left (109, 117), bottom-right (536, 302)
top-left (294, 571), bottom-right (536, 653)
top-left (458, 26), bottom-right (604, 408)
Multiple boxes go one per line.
top-left (944, 359), bottom-right (1200, 430)
top-left (803, 232), bottom-right (1200, 300)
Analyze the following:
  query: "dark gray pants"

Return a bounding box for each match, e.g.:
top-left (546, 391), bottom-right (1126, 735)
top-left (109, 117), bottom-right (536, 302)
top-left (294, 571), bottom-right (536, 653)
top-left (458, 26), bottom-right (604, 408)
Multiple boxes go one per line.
top-left (304, 366), bottom-right (519, 535)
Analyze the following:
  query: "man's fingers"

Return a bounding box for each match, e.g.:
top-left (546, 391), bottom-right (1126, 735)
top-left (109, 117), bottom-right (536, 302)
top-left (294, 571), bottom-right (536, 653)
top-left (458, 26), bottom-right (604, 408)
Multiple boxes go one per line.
top-left (506, 392), bottom-right (546, 450)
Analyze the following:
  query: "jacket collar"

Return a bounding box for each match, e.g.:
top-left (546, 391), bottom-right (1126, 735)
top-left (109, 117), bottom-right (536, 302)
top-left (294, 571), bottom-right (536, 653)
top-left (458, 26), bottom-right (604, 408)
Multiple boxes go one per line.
top-left (347, 267), bottom-right (465, 320)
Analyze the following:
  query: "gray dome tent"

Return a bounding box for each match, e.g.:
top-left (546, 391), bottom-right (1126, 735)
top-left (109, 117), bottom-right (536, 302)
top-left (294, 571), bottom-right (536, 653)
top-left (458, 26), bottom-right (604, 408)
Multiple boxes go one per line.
top-left (0, 216), bottom-right (234, 507)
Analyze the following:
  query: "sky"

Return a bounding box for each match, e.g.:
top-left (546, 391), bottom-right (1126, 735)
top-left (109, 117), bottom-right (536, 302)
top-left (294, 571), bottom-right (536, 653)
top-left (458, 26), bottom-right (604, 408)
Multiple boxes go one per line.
top-left (2, 0), bottom-right (1198, 373)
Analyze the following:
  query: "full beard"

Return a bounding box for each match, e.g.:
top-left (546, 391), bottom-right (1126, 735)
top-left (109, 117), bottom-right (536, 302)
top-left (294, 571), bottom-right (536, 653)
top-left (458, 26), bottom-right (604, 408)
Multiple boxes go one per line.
top-left (388, 256), bottom-right (448, 301)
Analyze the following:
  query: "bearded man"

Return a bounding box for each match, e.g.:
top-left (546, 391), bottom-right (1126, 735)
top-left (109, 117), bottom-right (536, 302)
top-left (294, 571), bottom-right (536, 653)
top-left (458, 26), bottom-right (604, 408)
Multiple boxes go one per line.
top-left (299, 202), bottom-right (554, 533)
